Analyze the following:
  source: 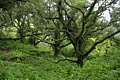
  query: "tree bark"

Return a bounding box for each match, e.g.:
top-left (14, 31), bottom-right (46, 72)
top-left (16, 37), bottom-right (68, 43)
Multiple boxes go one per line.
top-left (74, 41), bottom-right (84, 67)
top-left (53, 29), bottom-right (61, 57)
top-left (77, 54), bottom-right (84, 67)
top-left (53, 44), bottom-right (60, 57)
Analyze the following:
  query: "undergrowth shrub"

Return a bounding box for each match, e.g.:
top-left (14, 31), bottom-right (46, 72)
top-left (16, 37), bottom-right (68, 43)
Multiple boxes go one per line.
top-left (0, 41), bottom-right (13, 51)
top-left (0, 50), bottom-right (29, 62)
top-left (0, 40), bottom-right (52, 57)
top-left (0, 61), bottom-right (40, 80)
top-left (0, 39), bottom-right (120, 80)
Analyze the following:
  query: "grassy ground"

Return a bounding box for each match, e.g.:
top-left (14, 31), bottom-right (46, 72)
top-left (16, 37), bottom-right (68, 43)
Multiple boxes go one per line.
top-left (0, 41), bottom-right (120, 80)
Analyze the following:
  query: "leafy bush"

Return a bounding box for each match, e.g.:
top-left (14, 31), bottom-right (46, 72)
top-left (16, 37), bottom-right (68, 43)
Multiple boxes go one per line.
top-left (0, 41), bottom-right (13, 51)
top-left (0, 50), bottom-right (29, 62)
top-left (0, 61), bottom-right (40, 80)
top-left (61, 45), bottom-right (75, 57)
top-left (0, 40), bottom-right (120, 80)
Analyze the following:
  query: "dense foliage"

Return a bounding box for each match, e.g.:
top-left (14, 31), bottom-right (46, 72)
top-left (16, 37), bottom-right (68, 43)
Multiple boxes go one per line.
top-left (0, 0), bottom-right (120, 79)
top-left (0, 41), bottom-right (120, 79)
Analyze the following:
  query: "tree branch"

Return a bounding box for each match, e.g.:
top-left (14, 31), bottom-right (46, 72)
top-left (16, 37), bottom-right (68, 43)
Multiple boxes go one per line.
top-left (0, 33), bottom-right (42, 41)
top-left (84, 29), bottom-right (120, 58)
top-left (64, 0), bottom-right (84, 16)
top-left (85, 0), bottom-right (97, 19)
top-left (60, 42), bottom-right (71, 48)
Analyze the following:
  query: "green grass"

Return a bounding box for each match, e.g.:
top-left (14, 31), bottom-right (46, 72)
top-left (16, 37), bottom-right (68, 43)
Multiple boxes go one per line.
top-left (0, 41), bottom-right (120, 80)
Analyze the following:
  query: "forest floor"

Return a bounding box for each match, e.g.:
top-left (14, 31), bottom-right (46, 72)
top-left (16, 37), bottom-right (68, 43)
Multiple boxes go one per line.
top-left (0, 41), bottom-right (120, 80)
